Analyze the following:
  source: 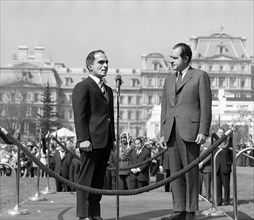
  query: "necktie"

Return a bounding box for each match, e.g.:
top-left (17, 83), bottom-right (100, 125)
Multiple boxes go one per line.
top-left (176, 71), bottom-right (182, 91)
top-left (99, 80), bottom-right (106, 95)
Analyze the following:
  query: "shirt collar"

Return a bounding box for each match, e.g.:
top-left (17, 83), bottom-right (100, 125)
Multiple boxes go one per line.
top-left (89, 74), bottom-right (101, 85)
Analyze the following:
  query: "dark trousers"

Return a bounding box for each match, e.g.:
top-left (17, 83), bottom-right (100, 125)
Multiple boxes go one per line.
top-left (216, 168), bottom-right (231, 205)
top-left (164, 169), bottom-right (171, 192)
top-left (199, 170), bottom-right (211, 201)
top-left (129, 178), bottom-right (149, 189)
top-left (167, 123), bottom-right (200, 212)
top-left (76, 145), bottom-right (111, 218)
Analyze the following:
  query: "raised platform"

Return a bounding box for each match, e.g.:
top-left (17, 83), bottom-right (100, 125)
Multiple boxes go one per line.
top-left (1, 188), bottom-right (248, 220)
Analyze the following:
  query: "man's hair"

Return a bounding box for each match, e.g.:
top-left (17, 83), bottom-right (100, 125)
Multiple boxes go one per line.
top-left (86, 50), bottom-right (105, 71)
top-left (173, 43), bottom-right (192, 63)
top-left (135, 137), bottom-right (143, 144)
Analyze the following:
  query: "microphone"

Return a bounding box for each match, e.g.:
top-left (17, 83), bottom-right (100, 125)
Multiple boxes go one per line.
top-left (116, 75), bottom-right (122, 93)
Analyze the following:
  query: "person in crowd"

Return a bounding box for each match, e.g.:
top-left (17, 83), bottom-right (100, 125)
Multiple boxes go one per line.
top-left (149, 139), bottom-right (160, 177)
top-left (111, 132), bottom-right (133, 190)
top-left (1, 145), bottom-right (12, 176)
top-left (69, 147), bottom-right (81, 191)
top-left (216, 127), bottom-right (233, 206)
top-left (53, 145), bottom-right (73, 192)
top-left (160, 43), bottom-right (212, 220)
top-left (199, 137), bottom-right (212, 202)
top-left (129, 137), bottom-right (151, 189)
top-left (72, 50), bottom-right (115, 220)
top-left (31, 146), bottom-right (39, 177)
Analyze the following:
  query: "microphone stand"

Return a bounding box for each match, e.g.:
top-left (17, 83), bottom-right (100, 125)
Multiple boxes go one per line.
top-left (115, 76), bottom-right (121, 220)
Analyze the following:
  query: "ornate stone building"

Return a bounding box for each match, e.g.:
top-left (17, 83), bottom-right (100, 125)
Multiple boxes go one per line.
top-left (0, 31), bottom-right (253, 141)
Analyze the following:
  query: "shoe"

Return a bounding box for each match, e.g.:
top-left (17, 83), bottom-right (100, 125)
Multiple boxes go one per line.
top-left (92, 217), bottom-right (103, 220)
top-left (79, 218), bottom-right (92, 220)
top-left (161, 211), bottom-right (186, 220)
top-left (185, 212), bottom-right (196, 220)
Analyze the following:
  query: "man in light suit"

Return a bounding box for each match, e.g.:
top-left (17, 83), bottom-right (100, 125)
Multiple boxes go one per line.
top-left (72, 50), bottom-right (115, 220)
top-left (160, 43), bottom-right (212, 220)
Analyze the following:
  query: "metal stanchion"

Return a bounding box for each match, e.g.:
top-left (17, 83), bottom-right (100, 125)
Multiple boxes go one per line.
top-left (115, 75), bottom-right (122, 220)
top-left (41, 134), bottom-right (56, 195)
top-left (28, 129), bottom-right (47, 201)
top-left (0, 162), bottom-right (30, 215)
top-left (201, 130), bottom-right (234, 217)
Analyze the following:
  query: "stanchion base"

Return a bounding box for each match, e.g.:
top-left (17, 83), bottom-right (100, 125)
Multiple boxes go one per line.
top-left (28, 192), bottom-right (48, 201)
top-left (40, 186), bottom-right (56, 195)
top-left (201, 207), bottom-right (225, 216)
top-left (7, 206), bottom-right (30, 215)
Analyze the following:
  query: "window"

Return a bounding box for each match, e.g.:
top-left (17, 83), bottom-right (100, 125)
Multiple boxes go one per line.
top-left (198, 65), bottom-right (202, 70)
top-left (120, 96), bottom-right (124, 104)
top-left (229, 77), bottom-right (237, 88)
top-left (0, 93), bottom-right (3, 102)
top-left (11, 93), bottom-right (15, 102)
top-left (34, 93), bottom-right (39, 102)
top-left (131, 79), bottom-right (139, 87)
top-left (120, 111), bottom-right (124, 120)
top-left (241, 66), bottom-right (245, 72)
top-left (128, 110), bottom-right (133, 120)
top-left (219, 77), bottom-right (226, 88)
top-left (147, 78), bottom-right (153, 86)
top-left (65, 77), bottom-right (73, 86)
top-left (148, 95), bottom-right (153, 104)
top-left (31, 107), bottom-right (39, 117)
top-left (22, 93), bottom-right (27, 102)
top-left (69, 94), bottom-right (72, 103)
top-left (210, 77), bottom-right (216, 87)
top-left (241, 79), bottom-right (246, 88)
top-left (136, 110), bottom-right (141, 120)
top-left (209, 66), bottom-right (213, 71)
top-left (230, 66), bottom-right (234, 72)
top-left (159, 95), bottom-right (162, 104)
top-left (128, 96), bottom-right (133, 104)
top-left (158, 78), bottom-right (164, 87)
top-left (220, 66), bottom-right (224, 72)
top-left (136, 96), bottom-right (142, 105)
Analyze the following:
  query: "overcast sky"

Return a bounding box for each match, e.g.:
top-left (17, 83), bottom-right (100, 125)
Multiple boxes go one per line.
top-left (1, 0), bottom-right (253, 69)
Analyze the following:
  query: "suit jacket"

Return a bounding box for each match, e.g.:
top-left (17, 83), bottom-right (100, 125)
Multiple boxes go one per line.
top-left (53, 150), bottom-right (73, 179)
top-left (129, 147), bottom-right (151, 182)
top-left (216, 137), bottom-right (233, 174)
top-left (161, 67), bottom-right (212, 143)
top-left (72, 76), bottom-right (115, 148)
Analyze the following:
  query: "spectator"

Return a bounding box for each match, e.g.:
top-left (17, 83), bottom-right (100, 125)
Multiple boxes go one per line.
top-left (53, 146), bottom-right (73, 192)
top-left (69, 148), bottom-right (81, 191)
top-left (129, 137), bottom-right (151, 189)
top-left (216, 127), bottom-right (233, 206)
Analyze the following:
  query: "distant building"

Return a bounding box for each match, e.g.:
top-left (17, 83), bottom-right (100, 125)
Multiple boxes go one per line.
top-left (0, 31), bottom-right (253, 141)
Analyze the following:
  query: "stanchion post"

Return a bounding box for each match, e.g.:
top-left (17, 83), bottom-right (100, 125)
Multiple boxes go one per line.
top-left (28, 129), bottom-right (47, 201)
top-left (232, 130), bottom-right (238, 220)
top-left (41, 133), bottom-right (56, 195)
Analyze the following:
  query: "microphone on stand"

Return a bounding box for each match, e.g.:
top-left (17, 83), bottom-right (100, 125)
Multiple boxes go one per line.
top-left (116, 75), bottom-right (122, 93)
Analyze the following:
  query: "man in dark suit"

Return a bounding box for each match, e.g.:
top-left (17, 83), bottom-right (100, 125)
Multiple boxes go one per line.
top-left (160, 43), bottom-right (212, 220)
top-left (53, 146), bottom-right (73, 192)
top-left (216, 127), bottom-right (233, 206)
top-left (72, 50), bottom-right (115, 220)
top-left (129, 137), bottom-right (151, 189)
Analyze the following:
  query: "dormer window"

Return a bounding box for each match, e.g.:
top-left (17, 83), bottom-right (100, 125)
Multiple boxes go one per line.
top-left (65, 77), bottom-right (73, 86)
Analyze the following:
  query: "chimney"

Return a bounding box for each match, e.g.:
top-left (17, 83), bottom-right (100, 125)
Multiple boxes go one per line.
top-left (141, 54), bottom-right (147, 70)
top-left (34, 45), bottom-right (44, 62)
top-left (18, 46), bottom-right (28, 62)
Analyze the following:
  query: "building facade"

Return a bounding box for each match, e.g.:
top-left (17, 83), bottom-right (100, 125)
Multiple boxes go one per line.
top-left (0, 32), bottom-right (253, 141)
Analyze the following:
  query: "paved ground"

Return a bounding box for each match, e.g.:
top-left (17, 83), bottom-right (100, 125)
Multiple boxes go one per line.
top-left (1, 187), bottom-right (253, 220)
top-left (1, 167), bottom-right (253, 220)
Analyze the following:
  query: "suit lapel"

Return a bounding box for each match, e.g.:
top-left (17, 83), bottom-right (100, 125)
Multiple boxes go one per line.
top-left (176, 67), bottom-right (194, 93)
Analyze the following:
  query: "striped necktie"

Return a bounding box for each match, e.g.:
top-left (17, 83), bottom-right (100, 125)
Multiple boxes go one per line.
top-left (99, 80), bottom-right (106, 95)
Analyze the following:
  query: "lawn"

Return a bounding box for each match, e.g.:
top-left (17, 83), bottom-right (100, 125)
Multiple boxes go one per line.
top-left (0, 167), bottom-right (253, 218)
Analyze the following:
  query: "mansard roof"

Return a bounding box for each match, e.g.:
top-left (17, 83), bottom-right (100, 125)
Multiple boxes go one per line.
top-left (192, 32), bottom-right (250, 60)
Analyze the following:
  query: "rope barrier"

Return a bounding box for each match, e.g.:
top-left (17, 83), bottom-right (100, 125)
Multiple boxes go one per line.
top-left (0, 126), bottom-right (234, 196)
top-left (51, 133), bottom-right (168, 171)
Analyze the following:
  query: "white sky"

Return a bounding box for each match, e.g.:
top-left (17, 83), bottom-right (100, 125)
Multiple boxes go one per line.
top-left (1, 0), bottom-right (253, 68)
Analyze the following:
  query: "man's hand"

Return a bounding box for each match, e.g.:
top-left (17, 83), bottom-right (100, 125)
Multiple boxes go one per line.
top-left (195, 134), bottom-right (206, 145)
top-left (79, 140), bottom-right (92, 152)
